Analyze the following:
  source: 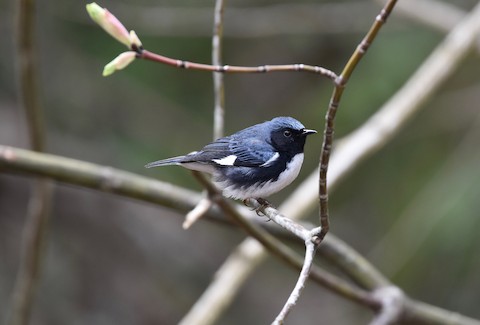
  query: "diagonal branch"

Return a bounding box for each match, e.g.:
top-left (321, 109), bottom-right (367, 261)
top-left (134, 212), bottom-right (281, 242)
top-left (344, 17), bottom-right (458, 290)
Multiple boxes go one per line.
top-left (318, 0), bottom-right (397, 240)
top-left (273, 238), bottom-right (318, 325)
top-left (245, 199), bottom-right (323, 323)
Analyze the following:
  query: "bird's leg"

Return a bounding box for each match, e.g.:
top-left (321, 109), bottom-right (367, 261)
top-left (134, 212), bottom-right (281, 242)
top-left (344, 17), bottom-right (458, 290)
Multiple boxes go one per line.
top-left (242, 198), bottom-right (273, 217)
top-left (256, 198), bottom-right (272, 209)
top-left (242, 198), bottom-right (260, 213)
top-left (254, 198), bottom-right (273, 217)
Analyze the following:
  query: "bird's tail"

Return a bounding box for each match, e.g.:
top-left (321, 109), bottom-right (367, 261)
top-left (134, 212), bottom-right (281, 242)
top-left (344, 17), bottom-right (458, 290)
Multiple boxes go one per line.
top-left (145, 155), bottom-right (186, 168)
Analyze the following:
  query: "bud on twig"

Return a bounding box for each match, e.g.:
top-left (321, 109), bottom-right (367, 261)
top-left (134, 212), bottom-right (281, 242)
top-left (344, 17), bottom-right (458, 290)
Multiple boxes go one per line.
top-left (129, 30), bottom-right (143, 50)
top-left (86, 2), bottom-right (131, 48)
top-left (103, 51), bottom-right (136, 76)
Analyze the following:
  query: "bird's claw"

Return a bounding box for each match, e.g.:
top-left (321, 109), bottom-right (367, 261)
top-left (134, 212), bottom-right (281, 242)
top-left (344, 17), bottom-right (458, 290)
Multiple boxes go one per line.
top-left (242, 198), bottom-right (272, 217)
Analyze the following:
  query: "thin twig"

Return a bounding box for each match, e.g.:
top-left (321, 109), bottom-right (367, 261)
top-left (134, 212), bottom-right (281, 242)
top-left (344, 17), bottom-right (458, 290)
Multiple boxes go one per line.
top-left (183, 195), bottom-right (213, 229)
top-left (212, 0), bottom-right (227, 140)
top-left (318, 0), bottom-right (398, 240)
top-left (8, 0), bottom-right (53, 324)
top-left (16, 1), bottom-right (44, 151)
top-left (180, 0), bottom-right (228, 236)
top-left (139, 50), bottom-right (337, 81)
top-left (8, 181), bottom-right (53, 325)
top-left (272, 233), bottom-right (320, 325)
top-left (244, 199), bottom-right (323, 323)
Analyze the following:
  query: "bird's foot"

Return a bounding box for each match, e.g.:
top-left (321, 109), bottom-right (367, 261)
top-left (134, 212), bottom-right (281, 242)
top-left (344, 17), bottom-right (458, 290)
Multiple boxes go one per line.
top-left (242, 198), bottom-right (272, 217)
top-left (256, 198), bottom-right (272, 210)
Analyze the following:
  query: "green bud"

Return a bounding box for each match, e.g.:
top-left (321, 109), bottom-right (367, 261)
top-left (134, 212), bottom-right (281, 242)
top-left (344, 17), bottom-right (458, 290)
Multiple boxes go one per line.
top-left (102, 51), bottom-right (136, 76)
top-left (86, 2), bottom-right (131, 48)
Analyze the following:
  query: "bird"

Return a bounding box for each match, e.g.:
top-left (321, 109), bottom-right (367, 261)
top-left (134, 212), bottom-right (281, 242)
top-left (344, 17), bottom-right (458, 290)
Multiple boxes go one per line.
top-left (145, 116), bottom-right (316, 200)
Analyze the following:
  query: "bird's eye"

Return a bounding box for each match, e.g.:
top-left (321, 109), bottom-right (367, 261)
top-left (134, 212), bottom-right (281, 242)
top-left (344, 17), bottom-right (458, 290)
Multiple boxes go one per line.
top-left (283, 130), bottom-right (292, 137)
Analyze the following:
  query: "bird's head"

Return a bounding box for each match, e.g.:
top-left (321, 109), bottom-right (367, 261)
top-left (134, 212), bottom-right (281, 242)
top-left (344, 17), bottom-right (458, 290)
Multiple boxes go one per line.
top-left (269, 117), bottom-right (316, 154)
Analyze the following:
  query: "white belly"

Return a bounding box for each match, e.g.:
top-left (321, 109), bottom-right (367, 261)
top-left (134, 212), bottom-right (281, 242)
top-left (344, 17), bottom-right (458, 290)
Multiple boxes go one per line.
top-left (218, 153), bottom-right (304, 200)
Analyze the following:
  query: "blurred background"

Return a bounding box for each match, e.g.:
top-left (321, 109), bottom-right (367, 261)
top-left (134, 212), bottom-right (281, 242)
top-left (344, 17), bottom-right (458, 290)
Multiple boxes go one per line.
top-left (1, 0), bottom-right (480, 324)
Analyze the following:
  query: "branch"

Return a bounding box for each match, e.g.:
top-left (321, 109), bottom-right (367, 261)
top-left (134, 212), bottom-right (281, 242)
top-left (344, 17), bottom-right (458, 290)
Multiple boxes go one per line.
top-left (0, 145), bottom-right (203, 211)
top-left (369, 287), bottom-right (405, 325)
top-left (16, 2), bottom-right (44, 151)
top-left (272, 235), bottom-right (319, 324)
top-left (318, 0), bottom-right (397, 240)
top-left (0, 146), bottom-right (379, 312)
top-left (245, 199), bottom-right (323, 323)
top-left (7, 181), bottom-right (52, 325)
top-left (85, 5), bottom-right (337, 79)
top-left (8, 0), bottom-right (53, 324)
top-left (177, 0), bottom-right (229, 232)
top-left (139, 50), bottom-right (337, 80)
top-left (2, 145), bottom-right (479, 325)
top-left (245, 199), bottom-right (315, 241)
top-left (212, 0), bottom-right (226, 140)
top-left (183, 195), bottom-right (212, 229)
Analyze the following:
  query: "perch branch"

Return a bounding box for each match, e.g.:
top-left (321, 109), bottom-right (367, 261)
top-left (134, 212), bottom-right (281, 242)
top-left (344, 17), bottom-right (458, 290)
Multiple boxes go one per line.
top-left (245, 199), bottom-right (323, 323)
top-left (2, 146), bottom-right (480, 325)
top-left (184, 171), bottom-right (379, 325)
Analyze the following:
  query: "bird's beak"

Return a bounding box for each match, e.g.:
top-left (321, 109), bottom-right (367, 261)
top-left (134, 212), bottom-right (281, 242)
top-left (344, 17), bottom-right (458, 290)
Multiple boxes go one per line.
top-left (302, 128), bottom-right (317, 135)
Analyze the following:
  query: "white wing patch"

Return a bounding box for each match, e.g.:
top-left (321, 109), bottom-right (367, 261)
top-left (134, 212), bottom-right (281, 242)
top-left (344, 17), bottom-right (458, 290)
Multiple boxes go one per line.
top-left (260, 152), bottom-right (279, 167)
top-left (213, 155), bottom-right (237, 166)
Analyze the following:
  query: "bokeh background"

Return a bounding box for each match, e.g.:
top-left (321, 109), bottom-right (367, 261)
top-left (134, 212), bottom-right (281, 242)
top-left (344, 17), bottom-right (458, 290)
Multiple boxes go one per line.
top-left (1, 0), bottom-right (480, 324)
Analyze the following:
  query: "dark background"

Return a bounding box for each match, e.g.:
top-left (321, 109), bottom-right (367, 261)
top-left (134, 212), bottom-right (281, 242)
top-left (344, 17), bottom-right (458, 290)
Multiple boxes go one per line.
top-left (1, 0), bottom-right (480, 324)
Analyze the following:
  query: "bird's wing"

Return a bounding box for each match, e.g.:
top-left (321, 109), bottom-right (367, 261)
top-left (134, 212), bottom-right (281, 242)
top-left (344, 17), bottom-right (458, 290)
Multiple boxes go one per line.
top-left (229, 137), bottom-right (277, 167)
top-left (183, 136), bottom-right (276, 168)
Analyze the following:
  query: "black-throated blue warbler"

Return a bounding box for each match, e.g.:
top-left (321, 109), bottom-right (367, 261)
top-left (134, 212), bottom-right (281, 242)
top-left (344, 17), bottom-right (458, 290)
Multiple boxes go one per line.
top-left (145, 117), bottom-right (316, 200)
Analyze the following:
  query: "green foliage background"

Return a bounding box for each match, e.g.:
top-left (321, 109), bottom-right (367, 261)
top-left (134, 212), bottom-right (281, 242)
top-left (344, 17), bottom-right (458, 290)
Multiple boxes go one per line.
top-left (1, 0), bottom-right (479, 324)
